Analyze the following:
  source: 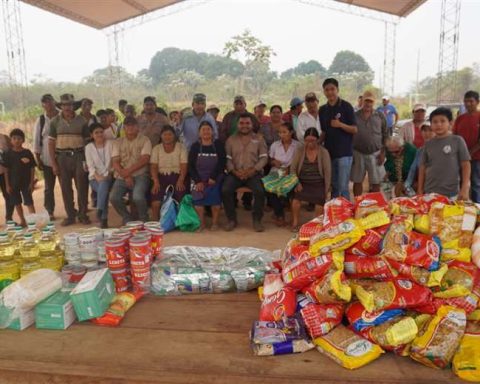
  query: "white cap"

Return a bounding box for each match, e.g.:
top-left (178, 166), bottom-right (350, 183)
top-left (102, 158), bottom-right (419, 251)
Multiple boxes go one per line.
top-left (382, 95), bottom-right (390, 100)
top-left (413, 103), bottom-right (426, 112)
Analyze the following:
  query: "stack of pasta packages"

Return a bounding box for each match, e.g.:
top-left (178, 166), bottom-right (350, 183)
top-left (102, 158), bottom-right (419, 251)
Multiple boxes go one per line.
top-left (250, 192), bottom-right (480, 382)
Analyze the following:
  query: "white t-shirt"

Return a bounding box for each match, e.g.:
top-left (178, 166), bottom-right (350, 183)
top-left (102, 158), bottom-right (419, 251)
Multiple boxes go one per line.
top-left (85, 141), bottom-right (113, 180)
top-left (269, 140), bottom-right (300, 171)
top-left (296, 111), bottom-right (321, 143)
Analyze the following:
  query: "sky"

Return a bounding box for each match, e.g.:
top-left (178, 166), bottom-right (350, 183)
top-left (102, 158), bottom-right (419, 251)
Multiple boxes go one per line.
top-left (0, 0), bottom-right (479, 96)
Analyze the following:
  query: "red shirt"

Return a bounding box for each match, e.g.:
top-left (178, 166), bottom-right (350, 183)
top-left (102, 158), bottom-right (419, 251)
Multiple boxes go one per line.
top-left (453, 111), bottom-right (480, 160)
top-left (413, 123), bottom-right (424, 148)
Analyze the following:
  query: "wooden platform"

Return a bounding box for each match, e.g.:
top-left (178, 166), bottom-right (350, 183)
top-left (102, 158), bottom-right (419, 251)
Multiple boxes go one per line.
top-left (0, 292), bottom-right (466, 384)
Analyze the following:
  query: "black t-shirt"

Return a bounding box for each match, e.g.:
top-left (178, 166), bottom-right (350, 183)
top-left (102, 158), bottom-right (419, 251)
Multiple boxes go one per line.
top-left (319, 98), bottom-right (356, 159)
top-left (3, 148), bottom-right (36, 188)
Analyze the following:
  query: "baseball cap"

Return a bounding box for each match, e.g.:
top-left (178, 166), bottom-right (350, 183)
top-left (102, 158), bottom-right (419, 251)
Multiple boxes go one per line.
top-left (255, 100), bottom-right (267, 108)
top-left (234, 95), bottom-right (245, 103)
top-left (290, 97), bottom-right (304, 108)
top-left (362, 91), bottom-right (376, 102)
top-left (193, 93), bottom-right (206, 103)
top-left (207, 104), bottom-right (220, 112)
top-left (382, 95), bottom-right (390, 100)
top-left (413, 103), bottom-right (426, 112)
top-left (304, 92), bottom-right (318, 102)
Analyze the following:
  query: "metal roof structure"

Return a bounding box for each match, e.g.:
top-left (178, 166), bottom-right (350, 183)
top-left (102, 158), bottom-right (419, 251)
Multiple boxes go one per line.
top-left (20, 0), bottom-right (426, 29)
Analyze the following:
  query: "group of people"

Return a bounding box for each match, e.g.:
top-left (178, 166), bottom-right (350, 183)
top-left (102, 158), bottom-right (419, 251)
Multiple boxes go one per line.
top-left (0, 78), bottom-right (478, 233)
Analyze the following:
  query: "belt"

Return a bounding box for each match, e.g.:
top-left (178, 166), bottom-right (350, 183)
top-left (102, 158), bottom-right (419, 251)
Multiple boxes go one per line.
top-left (56, 148), bottom-right (84, 155)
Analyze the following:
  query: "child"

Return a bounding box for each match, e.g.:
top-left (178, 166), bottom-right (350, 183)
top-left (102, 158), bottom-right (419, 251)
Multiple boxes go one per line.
top-left (418, 107), bottom-right (471, 200)
top-left (3, 128), bottom-right (37, 227)
top-left (404, 123), bottom-right (435, 194)
top-left (85, 123), bottom-right (113, 229)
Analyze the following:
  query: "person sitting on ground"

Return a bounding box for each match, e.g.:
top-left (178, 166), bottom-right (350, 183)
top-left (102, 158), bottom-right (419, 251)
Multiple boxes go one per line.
top-left (110, 117), bottom-right (152, 224)
top-left (3, 129), bottom-right (37, 227)
top-left (85, 123), bottom-right (113, 229)
top-left (404, 124), bottom-right (435, 193)
top-left (259, 105), bottom-right (283, 150)
top-left (188, 121), bottom-right (226, 232)
top-left (150, 125), bottom-right (189, 221)
top-left (267, 122), bottom-right (300, 227)
top-left (384, 136), bottom-right (417, 197)
top-left (290, 128), bottom-right (331, 232)
top-left (222, 113), bottom-right (268, 232)
top-left (418, 107), bottom-right (471, 200)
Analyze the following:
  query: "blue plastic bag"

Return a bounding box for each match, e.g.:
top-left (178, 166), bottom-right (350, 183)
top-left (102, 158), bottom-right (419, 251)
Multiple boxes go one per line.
top-left (160, 185), bottom-right (178, 233)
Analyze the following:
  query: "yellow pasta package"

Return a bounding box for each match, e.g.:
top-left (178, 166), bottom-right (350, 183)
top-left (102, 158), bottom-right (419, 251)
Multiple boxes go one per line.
top-left (309, 219), bottom-right (365, 256)
top-left (414, 214), bottom-right (431, 235)
top-left (410, 305), bottom-right (466, 369)
top-left (357, 210), bottom-right (391, 231)
top-left (467, 309), bottom-right (480, 321)
top-left (441, 240), bottom-right (472, 263)
top-left (453, 321), bottom-right (480, 382)
top-left (314, 324), bottom-right (384, 370)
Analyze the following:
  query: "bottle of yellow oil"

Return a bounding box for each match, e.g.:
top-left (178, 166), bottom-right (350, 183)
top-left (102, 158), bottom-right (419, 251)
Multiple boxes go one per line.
top-left (38, 228), bottom-right (56, 255)
top-left (46, 223), bottom-right (60, 248)
top-left (20, 233), bottom-right (40, 261)
top-left (0, 232), bottom-right (15, 261)
top-left (26, 222), bottom-right (41, 242)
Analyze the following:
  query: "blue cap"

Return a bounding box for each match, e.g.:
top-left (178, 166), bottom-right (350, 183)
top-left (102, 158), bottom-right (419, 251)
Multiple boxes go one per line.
top-left (290, 97), bottom-right (304, 108)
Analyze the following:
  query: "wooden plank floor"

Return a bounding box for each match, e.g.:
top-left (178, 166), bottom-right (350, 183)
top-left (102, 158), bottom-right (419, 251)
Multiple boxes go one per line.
top-left (0, 292), bottom-right (466, 384)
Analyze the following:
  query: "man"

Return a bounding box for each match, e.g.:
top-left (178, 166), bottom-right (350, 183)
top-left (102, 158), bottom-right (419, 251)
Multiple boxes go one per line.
top-left (399, 104), bottom-right (427, 148)
top-left (283, 97), bottom-right (304, 132)
top-left (296, 92), bottom-right (321, 143)
top-left (110, 116), bottom-right (152, 224)
top-left (377, 96), bottom-right (398, 136)
top-left (222, 113), bottom-right (268, 232)
top-left (319, 78), bottom-right (357, 200)
top-left (33, 94), bottom-right (59, 221)
top-left (137, 96), bottom-right (169, 146)
top-left (351, 91), bottom-right (388, 196)
top-left (79, 98), bottom-right (97, 127)
top-left (118, 104), bottom-right (137, 138)
top-left (118, 99), bottom-right (128, 119)
top-left (355, 95), bottom-right (363, 112)
top-left (453, 90), bottom-right (480, 203)
top-left (0, 133), bottom-right (13, 224)
top-left (178, 93), bottom-right (218, 150)
top-left (48, 94), bottom-right (91, 226)
top-left (207, 104), bottom-right (222, 129)
top-left (254, 100), bottom-right (270, 127)
top-left (220, 96), bottom-right (259, 142)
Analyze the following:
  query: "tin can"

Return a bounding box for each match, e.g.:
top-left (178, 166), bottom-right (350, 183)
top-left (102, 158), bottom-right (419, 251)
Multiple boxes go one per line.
top-left (110, 267), bottom-right (131, 293)
top-left (146, 227), bottom-right (164, 260)
top-left (126, 221), bottom-right (144, 234)
top-left (105, 238), bottom-right (128, 269)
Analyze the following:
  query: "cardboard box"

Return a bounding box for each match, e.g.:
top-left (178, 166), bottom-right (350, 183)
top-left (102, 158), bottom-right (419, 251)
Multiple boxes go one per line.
top-left (35, 289), bottom-right (76, 330)
top-left (7, 309), bottom-right (35, 331)
top-left (70, 268), bottom-right (114, 321)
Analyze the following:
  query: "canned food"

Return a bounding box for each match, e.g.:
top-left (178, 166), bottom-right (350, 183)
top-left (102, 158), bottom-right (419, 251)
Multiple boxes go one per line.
top-left (105, 238), bottom-right (128, 269)
top-left (147, 227), bottom-right (164, 259)
top-left (126, 221), bottom-right (144, 234)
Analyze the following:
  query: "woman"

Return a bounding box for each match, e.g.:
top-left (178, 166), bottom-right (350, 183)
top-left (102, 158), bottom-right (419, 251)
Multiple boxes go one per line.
top-left (290, 128), bottom-right (331, 232)
top-left (259, 105), bottom-right (283, 149)
top-left (384, 136), bottom-right (417, 197)
top-left (188, 121), bottom-right (226, 231)
top-left (150, 125), bottom-right (189, 221)
top-left (267, 122), bottom-right (299, 226)
top-left (85, 123), bottom-right (113, 228)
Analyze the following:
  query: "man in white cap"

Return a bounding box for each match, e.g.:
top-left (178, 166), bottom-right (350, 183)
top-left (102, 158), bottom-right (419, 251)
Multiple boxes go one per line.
top-left (296, 92), bottom-right (321, 143)
top-left (254, 100), bottom-right (270, 127)
top-left (398, 104), bottom-right (427, 148)
top-left (376, 95), bottom-right (398, 136)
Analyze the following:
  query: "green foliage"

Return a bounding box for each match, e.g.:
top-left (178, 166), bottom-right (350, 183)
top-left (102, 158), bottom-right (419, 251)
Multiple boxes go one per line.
top-left (223, 29), bottom-right (276, 67)
top-left (281, 60), bottom-right (327, 78)
top-left (328, 50), bottom-right (372, 75)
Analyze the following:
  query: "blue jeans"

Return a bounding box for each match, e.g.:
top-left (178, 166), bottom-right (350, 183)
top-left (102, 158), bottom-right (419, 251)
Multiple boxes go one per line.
top-left (89, 178), bottom-right (112, 220)
top-left (471, 160), bottom-right (480, 203)
top-left (331, 156), bottom-right (353, 200)
top-left (110, 174), bottom-right (150, 223)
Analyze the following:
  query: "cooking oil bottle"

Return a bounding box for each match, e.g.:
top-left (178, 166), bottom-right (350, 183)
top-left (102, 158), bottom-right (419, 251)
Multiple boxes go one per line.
top-left (26, 222), bottom-right (41, 242)
top-left (0, 232), bottom-right (15, 261)
top-left (46, 223), bottom-right (60, 248)
top-left (38, 228), bottom-right (56, 255)
top-left (12, 226), bottom-right (24, 257)
top-left (20, 233), bottom-right (40, 261)
top-left (6, 221), bottom-right (16, 239)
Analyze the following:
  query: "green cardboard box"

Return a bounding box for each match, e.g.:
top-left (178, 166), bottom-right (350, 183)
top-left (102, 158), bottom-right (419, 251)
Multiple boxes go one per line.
top-left (7, 309), bottom-right (35, 331)
top-left (70, 268), bottom-right (114, 321)
top-left (35, 289), bottom-right (76, 330)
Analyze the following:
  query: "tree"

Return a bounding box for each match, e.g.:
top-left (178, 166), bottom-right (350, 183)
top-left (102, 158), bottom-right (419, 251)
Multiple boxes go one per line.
top-left (281, 60), bottom-right (327, 78)
top-left (223, 29), bottom-right (276, 97)
top-left (328, 50), bottom-right (371, 75)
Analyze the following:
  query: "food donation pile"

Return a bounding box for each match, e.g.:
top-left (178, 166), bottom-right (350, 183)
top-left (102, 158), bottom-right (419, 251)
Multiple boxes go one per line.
top-left (251, 193), bottom-right (480, 382)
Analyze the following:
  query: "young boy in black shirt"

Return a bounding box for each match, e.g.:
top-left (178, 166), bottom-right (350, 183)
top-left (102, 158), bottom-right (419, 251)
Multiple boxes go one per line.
top-left (4, 128), bottom-right (37, 227)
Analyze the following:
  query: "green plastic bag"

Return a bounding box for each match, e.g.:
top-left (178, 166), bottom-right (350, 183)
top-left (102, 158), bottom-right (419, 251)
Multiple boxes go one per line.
top-left (175, 194), bottom-right (201, 232)
top-left (262, 172), bottom-right (298, 197)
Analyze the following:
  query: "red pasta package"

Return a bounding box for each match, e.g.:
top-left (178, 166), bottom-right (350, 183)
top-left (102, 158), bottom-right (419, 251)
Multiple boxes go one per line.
top-left (298, 216), bottom-right (324, 242)
top-left (346, 225), bottom-right (390, 257)
top-left (282, 242), bottom-right (311, 275)
top-left (323, 197), bottom-right (354, 227)
top-left (354, 192), bottom-right (389, 219)
top-left (389, 197), bottom-right (422, 215)
top-left (302, 269), bottom-right (351, 304)
top-left (434, 261), bottom-right (480, 298)
top-left (300, 303), bottom-right (344, 338)
top-left (282, 252), bottom-right (342, 291)
top-left (344, 254), bottom-right (397, 281)
top-left (259, 287), bottom-right (297, 321)
top-left (414, 193), bottom-right (450, 214)
top-left (415, 294), bottom-right (479, 315)
top-left (387, 259), bottom-right (447, 287)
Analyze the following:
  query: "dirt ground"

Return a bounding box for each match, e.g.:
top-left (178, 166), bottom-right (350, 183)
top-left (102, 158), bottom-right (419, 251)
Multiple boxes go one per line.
top-left (0, 179), bottom-right (314, 250)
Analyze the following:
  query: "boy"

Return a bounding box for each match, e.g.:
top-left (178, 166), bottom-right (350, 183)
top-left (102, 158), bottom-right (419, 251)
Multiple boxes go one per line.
top-left (3, 128), bottom-right (37, 226)
top-left (404, 123), bottom-right (435, 194)
top-left (418, 107), bottom-right (471, 200)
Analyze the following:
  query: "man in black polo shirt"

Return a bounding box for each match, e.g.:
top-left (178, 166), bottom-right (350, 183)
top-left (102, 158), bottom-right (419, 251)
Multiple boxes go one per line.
top-left (319, 78), bottom-right (357, 200)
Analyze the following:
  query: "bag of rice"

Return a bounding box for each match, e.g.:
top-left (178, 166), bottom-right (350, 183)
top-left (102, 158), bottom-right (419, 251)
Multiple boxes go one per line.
top-left (310, 220), bottom-right (365, 256)
top-left (351, 279), bottom-right (432, 312)
top-left (323, 197), bottom-right (354, 227)
top-left (314, 324), bottom-right (384, 369)
top-left (300, 302), bottom-right (344, 338)
top-left (354, 192), bottom-right (389, 219)
top-left (410, 305), bottom-right (466, 369)
top-left (346, 301), bottom-right (405, 332)
top-left (453, 321), bottom-right (480, 382)
top-left (302, 269), bottom-right (351, 304)
top-left (344, 254), bottom-right (397, 281)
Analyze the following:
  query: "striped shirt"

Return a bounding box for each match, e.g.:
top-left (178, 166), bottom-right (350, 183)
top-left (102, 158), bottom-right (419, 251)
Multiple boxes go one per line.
top-left (49, 113), bottom-right (89, 150)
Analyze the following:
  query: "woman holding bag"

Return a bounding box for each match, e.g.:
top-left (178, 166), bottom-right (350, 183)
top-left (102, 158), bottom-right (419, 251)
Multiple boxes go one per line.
top-left (188, 121), bottom-right (226, 231)
top-left (150, 125), bottom-right (189, 221)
